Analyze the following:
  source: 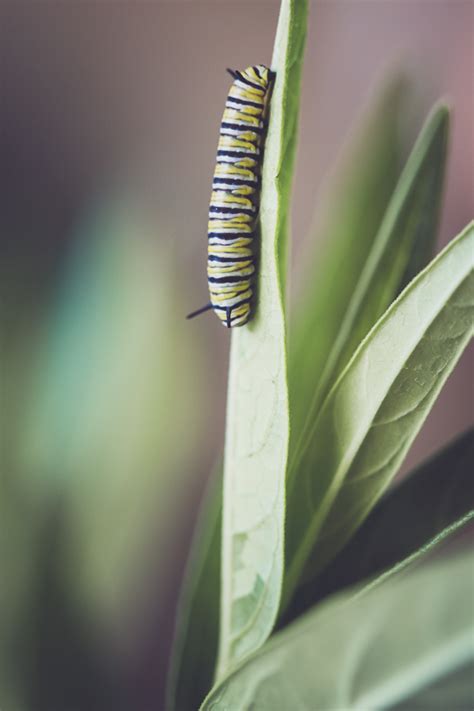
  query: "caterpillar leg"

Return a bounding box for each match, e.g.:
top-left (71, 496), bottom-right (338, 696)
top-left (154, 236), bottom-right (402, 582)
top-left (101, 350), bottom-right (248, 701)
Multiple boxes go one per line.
top-left (226, 307), bottom-right (232, 328)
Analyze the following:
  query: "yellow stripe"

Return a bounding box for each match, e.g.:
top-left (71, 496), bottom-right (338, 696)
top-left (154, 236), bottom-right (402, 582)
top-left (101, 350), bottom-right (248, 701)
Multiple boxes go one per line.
top-left (231, 186), bottom-right (256, 196)
top-left (208, 259), bottom-right (252, 270)
top-left (210, 193), bottom-right (254, 208)
top-left (229, 83), bottom-right (265, 100)
top-left (209, 222), bottom-right (253, 231)
top-left (210, 240), bottom-right (253, 248)
top-left (209, 215), bottom-right (253, 225)
top-left (210, 243), bottom-right (253, 253)
top-left (218, 136), bottom-right (258, 151)
top-left (208, 264), bottom-right (254, 276)
top-left (230, 303), bottom-right (251, 318)
top-left (244, 67), bottom-right (269, 88)
top-left (211, 289), bottom-right (252, 304)
top-left (209, 213), bottom-right (253, 222)
top-left (215, 165), bottom-right (256, 179)
top-left (232, 84), bottom-right (264, 100)
top-left (223, 108), bottom-right (261, 125)
top-left (221, 131), bottom-right (261, 144)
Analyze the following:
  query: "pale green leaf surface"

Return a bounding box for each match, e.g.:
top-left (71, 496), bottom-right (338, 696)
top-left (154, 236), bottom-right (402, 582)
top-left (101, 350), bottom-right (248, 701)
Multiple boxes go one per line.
top-left (167, 0), bottom-right (308, 696)
top-left (217, 0), bottom-right (308, 678)
top-left (202, 551), bottom-right (474, 711)
top-left (289, 77), bottom-right (406, 443)
top-left (331, 104), bottom-right (449, 377)
top-left (388, 662), bottom-right (474, 710)
top-left (283, 223), bottom-right (474, 607)
top-left (282, 429), bottom-right (473, 623)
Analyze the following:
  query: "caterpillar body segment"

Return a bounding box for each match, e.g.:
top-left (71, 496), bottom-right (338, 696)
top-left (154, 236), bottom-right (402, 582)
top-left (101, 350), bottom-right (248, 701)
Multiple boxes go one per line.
top-left (187, 64), bottom-right (274, 328)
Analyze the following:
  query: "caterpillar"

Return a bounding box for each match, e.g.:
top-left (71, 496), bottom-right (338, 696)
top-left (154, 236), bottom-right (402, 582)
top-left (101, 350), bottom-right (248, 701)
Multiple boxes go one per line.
top-left (187, 64), bottom-right (275, 328)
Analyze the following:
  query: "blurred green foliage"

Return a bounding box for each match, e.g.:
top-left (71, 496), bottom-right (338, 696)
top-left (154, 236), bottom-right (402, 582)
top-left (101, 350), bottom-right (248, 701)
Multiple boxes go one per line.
top-left (1, 201), bottom-right (208, 709)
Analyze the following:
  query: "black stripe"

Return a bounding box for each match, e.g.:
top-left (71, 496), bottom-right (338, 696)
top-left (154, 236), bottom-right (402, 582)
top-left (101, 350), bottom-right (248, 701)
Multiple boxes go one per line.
top-left (213, 177), bottom-right (258, 187)
top-left (221, 121), bottom-right (263, 135)
top-left (236, 73), bottom-right (265, 92)
top-left (209, 206), bottom-right (255, 216)
top-left (208, 254), bottom-right (254, 263)
top-left (225, 96), bottom-right (264, 110)
top-left (212, 296), bottom-right (253, 312)
top-left (209, 274), bottom-right (251, 284)
top-left (208, 231), bottom-right (255, 240)
top-left (230, 313), bottom-right (250, 324)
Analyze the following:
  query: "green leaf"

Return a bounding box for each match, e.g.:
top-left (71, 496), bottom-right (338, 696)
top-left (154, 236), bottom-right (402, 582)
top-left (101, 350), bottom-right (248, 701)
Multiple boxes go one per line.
top-left (283, 222), bottom-right (474, 608)
top-left (282, 429), bottom-right (474, 624)
top-left (201, 551), bottom-right (474, 710)
top-left (216, 0), bottom-right (308, 678)
top-left (389, 662), bottom-right (474, 710)
top-left (290, 103), bottom-right (449, 472)
top-left (289, 77), bottom-right (406, 443)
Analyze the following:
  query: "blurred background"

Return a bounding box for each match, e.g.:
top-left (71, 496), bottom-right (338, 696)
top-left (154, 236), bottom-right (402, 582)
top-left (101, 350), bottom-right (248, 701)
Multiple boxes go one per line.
top-left (1, 2), bottom-right (473, 709)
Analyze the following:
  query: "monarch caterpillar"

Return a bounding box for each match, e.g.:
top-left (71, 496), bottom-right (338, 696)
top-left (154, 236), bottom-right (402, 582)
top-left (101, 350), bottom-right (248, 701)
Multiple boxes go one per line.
top-left (187, 64), bottom-right (275, 328)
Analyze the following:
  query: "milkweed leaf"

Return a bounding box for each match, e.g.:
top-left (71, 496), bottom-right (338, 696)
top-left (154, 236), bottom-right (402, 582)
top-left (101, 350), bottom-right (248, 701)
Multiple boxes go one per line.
top-left (201, 551), bottom-right (474, 710)
top-left (283, 222), bottom-right (473, 608)
top-left (282, 429), bottom-right (473, 624)
top-left (289, 77), bottom-right (407, 443)
top-left (216, 0), bottom-right (308, 678)
top-left (290, 103), bottom-right (449, 474)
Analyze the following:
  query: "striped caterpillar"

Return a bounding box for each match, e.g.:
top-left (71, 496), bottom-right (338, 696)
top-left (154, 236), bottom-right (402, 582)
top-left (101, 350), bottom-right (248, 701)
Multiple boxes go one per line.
top-left (187, 64), bottom-right (274, 327)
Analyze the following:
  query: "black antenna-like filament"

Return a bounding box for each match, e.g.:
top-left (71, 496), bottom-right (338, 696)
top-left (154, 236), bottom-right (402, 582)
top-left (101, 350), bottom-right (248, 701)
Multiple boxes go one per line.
top-left (186, 303), bottom-right (213, 320)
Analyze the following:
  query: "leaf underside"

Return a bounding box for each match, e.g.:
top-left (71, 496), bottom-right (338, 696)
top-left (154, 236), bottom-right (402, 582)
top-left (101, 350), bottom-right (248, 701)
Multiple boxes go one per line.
top-left (288, 102), bottom-right (449, 507)
top-left (283, 222), bottom-right (474, 609)
top-left (202, 551), bottom-right (474, 710)
top-left (281, 428), bottom-right (474, 625)
top-left (216, 0), bottom-right (308, 679)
